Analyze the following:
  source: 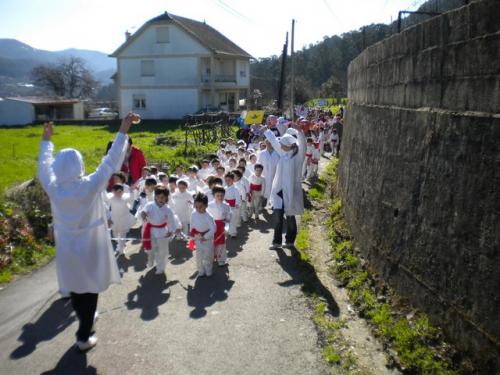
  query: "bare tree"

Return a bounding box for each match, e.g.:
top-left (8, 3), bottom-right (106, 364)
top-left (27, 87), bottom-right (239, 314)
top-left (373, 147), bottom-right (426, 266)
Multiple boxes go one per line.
top-left (31, 57), bottom-right (99, 98)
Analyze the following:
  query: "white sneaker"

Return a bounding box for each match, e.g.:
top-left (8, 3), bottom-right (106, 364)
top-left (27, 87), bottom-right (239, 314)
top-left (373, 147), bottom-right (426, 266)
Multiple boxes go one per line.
top-left (155, 268), bottom-right (164, 275)
top-left (76, 335), bottom-right (97, 351)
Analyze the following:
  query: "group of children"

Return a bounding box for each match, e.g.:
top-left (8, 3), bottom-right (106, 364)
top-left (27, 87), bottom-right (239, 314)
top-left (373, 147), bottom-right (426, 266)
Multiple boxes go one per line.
top-left (104, 110), bottom-right (343, 279)
top-left (104, 138), bottom-right (273, 278)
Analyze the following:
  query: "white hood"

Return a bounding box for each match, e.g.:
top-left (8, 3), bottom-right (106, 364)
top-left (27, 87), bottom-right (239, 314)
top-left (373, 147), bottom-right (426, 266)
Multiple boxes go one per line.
top-left (52, 148), bottom-right (85, 184)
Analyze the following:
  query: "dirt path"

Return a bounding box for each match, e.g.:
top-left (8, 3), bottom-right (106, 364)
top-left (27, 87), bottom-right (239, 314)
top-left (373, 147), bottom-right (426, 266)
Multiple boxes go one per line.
top-left (303, 155), bottom-right (400, 375)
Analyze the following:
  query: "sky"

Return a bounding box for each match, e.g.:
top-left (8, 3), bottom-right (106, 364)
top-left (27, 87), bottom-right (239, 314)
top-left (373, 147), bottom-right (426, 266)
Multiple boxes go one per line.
top-left (1, 0), bottom-right (424, 59)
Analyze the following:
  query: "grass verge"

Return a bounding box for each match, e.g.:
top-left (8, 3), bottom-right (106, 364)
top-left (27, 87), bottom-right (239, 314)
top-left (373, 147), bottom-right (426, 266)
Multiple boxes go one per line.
top-left (320, 159), bottom-right (460, 374)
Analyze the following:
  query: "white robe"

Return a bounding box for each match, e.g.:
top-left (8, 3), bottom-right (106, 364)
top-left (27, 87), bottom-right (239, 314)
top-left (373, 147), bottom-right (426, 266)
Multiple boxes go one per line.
top-left (171, 190), bottom-right (193, 225)
top-left (264, 129), bottom-right (305, 216)
top-left (257, 149), bottom-right (280, 199)
top-left (37, 132), bottom-right (128, 294)
top-left (105, 193), bottom-right (136, 232)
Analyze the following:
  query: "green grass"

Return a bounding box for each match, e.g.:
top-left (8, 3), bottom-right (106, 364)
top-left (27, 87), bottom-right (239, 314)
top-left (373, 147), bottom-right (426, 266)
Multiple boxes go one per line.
top-left (0, 121), bottom-right (221, 191)
top-left (0, 244), bottom-right (55, 284)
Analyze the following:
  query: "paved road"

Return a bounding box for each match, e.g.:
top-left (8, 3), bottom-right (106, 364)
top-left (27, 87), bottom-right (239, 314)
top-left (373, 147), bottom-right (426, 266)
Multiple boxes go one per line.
top-left (0, 210), bottom-right (328, 375)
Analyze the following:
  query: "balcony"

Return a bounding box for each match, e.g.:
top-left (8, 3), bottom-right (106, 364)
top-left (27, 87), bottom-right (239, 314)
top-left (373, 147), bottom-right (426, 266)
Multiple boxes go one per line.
top-left (201, 74), bottom-right (237, 88)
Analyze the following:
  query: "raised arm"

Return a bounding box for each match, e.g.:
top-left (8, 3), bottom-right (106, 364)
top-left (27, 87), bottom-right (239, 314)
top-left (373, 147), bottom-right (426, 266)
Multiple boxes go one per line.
top-left (87, 113), bottom-right (139, 194)
top-left (264, 129), bottom-right (285, 157)
top-left (37, 122), bottom-right (55, 191)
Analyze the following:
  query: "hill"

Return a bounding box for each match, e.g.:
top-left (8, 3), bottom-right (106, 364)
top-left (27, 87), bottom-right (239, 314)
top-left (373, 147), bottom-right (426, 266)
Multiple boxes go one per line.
top-left (250, 0), bottom-right (468, 104)
top-left (0, 39), bottom-right (116, 90)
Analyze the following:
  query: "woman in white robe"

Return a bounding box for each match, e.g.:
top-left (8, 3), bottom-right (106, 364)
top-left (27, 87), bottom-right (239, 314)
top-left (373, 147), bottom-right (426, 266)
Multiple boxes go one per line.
top-left (264, 123), bottom-right (306, 249)
top-left (37, 114), bottom-right (136, 350)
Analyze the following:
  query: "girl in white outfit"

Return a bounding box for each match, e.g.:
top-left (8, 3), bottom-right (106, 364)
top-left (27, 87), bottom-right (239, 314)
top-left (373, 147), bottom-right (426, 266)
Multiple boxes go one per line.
top-left (106, 184), bottom-right (135, 255)
top-left (190, 193), bottom-right (216, 277)
top-left (223, 172), bottom-right (242, 237)
top-left (207, 185), bottom-right (231, 266)
top-left (171, 180), bottom-right (193, 235)
top-left (37, 115), bottom-right (136, 351)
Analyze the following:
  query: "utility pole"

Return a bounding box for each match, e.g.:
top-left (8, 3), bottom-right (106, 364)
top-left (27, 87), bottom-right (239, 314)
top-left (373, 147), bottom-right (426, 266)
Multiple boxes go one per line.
top-left (290, 19), bottom-right (295, 121)
top-left (277, 32), bottom-right (288, 112)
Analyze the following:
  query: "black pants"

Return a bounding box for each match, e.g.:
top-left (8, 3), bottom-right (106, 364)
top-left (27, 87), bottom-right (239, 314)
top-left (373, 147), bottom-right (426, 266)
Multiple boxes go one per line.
top-left (273, 209), bottom-right (297, 245)
top-left (70, 292), bottom-right (98, 342)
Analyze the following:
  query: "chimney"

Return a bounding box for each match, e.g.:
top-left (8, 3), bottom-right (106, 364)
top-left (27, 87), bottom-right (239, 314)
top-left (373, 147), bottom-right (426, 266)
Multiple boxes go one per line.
top-left (125, 31), bottom-right (131, 40)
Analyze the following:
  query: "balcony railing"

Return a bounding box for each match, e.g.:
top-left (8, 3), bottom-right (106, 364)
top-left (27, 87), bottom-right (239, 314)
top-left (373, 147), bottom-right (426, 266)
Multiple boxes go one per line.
top-left (201, 74), bottom-right (237, 85)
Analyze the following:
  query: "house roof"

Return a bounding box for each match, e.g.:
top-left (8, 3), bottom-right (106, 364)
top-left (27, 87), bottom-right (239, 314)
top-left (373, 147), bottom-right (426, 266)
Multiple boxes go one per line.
top-left (6, 97), bottom-right (80, 105)
top-left (110, 12), bottom-right (253, 59)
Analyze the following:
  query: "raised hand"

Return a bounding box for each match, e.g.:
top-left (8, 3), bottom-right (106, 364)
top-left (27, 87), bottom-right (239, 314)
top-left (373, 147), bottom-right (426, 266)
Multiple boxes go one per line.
top-left (42, 122), bottom-right (54, 141)
top-left (119, 112), bottom-right (140, 134)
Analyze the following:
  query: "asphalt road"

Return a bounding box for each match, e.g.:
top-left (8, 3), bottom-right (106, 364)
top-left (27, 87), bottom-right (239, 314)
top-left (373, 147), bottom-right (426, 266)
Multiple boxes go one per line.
top-left (0, 211), bottom-right (328, 375)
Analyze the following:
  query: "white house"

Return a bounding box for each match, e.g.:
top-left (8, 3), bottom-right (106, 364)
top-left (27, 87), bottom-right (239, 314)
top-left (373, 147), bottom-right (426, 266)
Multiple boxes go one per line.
top-left (110, 12), bottom-right (253, 120)
top-left (0, 97), bottom-right (84, 126)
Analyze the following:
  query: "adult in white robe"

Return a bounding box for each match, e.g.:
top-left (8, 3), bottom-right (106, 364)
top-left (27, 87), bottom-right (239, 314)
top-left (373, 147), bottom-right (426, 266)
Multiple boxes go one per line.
top-left (37, 115), bottom-right (135, 349)
top-left (264, 124), bottom-right (306, 248)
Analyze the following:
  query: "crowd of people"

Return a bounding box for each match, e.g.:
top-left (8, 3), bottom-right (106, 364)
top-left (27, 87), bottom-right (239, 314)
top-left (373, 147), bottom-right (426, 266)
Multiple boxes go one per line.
top-left (37, 109), bottom-right (344, 351)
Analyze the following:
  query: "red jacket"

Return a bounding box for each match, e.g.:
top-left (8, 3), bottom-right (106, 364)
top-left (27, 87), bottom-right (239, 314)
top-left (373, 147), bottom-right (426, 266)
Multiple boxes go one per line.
top-left (128, 147), bottom-right (147, 184)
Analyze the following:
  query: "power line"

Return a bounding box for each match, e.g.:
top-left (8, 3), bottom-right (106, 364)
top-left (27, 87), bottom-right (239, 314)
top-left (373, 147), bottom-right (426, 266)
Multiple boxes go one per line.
top-left (213, 0), bottom-right (252, 23)
top-left (321, 0), bottom-right (346, 29)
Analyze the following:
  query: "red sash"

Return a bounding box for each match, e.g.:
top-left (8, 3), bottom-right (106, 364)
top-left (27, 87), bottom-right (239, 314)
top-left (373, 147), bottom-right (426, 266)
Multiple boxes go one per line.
top-left (143, 222), bottom-right (167, 250)
top-left (188, 228), bottom-right (209, 252)
top-left (305, 152), bottom-right (312, 159)
top-left (214, 219), bottom-right (226, 246)
top-left (248, 183), bottom-right (262, 202)
top-left (225, 199), bottom-right (236, 207)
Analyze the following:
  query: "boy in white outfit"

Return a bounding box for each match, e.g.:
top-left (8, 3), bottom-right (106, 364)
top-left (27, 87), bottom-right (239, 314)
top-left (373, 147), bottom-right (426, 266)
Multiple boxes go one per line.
top-left (190, 193), bottom-right (216, 277)
top-left (106, 184), bottom-right (135, 255)
top-left (306, 141), bottom-right (321, 181)
top-left (303, 138), bottom-right (316, 179)
top-left (141, 186), bottom-right (181, 275)
top-left (233, 169), bottom-right (249, 224)
top-left (171, 180), bottom-right (193, 236)
top-left (207, 185), bottom-right (231, 266)
top-left (248, 164), bottom-right (266, 220)
top-left (223, 172), bottom-right (241, 237)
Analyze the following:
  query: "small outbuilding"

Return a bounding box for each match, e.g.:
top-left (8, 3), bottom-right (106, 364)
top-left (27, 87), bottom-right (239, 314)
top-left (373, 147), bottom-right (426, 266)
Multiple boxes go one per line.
top-left (0, 96), bottom-right (84, 126)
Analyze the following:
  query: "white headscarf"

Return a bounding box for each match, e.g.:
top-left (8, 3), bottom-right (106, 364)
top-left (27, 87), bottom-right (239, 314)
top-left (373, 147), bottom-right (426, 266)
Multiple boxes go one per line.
top-left (52, 148), bottom-right (85, 184)
top-left (279, 134), bottom-right (298, 147)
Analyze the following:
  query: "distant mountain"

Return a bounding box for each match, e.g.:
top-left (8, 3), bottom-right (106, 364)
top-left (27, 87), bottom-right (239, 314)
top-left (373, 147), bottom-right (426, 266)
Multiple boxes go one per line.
top-left (0, 39), bottom-right (116, 84)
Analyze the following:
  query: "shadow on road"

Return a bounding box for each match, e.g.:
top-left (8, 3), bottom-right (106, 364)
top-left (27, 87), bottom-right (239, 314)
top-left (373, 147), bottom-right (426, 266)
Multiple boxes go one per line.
top-left (169, 239), bottom-right (194, 266)
top-left (274, 247), bottom-right (340, 317)
top-left (186, 267), bottom-right (234, 319)
top-left (10, 298), bottom-right (75, 360)
top-left (226, 224), bottom-right (250, 258)
top-left (40, 347), bottom-right (97, 375)
top-left (125, 269), bottom-right (178, 321)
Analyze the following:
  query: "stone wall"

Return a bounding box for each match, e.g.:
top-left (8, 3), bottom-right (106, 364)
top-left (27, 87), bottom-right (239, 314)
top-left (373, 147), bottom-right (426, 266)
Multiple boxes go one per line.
top-left (338, 0), bottom-right (500, 369)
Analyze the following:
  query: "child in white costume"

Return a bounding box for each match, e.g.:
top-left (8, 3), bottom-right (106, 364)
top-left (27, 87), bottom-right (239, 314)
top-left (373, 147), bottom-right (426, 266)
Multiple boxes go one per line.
top-left (248, 164), bottom-right (266, 220)
top-left (141, 186), bottom-right (181, 275)
top-left (306, 141), bottom-right (321, 181)
top-left (106, 184), bottom-right (135, 255)
top-left (171, 180), bottom-right (193, 235)
top-left (233, 169), bottom-right (248, 224)
top-left (190, 193), bottom-right (216, 277)
top-left (207, 185), bottom-right (231, 266)
top-left (223, 172), bottom-right (241, 237)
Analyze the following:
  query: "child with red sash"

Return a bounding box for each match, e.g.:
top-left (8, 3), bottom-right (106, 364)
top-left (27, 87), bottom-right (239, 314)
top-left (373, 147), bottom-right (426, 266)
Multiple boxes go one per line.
top-left (248, 164), bottom-right (266, 220)
top-left (190, 193), bottom-right (216, 277)
top-left (306, 139), bottom-right (321, 181)
top-left (141, 186), bottom-right (181, 275)
top-left (223, 172), bottom-right (241, 237)
top-left (234, 168), bottom-right (249, 224)
top-left (303, 137), bottom-right (316, 179)
top-left (207, 185), bottom-right (231, 266)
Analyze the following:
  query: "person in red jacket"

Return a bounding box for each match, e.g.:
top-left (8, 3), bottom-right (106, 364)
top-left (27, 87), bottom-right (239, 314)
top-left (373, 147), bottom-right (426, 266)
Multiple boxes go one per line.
top-left (106, 137), bottom-right (147, 190)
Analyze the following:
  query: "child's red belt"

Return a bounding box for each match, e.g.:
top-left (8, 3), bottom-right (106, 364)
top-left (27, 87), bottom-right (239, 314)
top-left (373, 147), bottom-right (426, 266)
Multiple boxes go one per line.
top-left (225, 199), bottom-right (236, 207)
top-left (248, 183), bottom-right (262, 202)
top-left (214, 219), bottom-right (226, 246)
top-left (143, 222), bottom-right (167, 250)
top-left (188, 228), bottom-right (209, 252)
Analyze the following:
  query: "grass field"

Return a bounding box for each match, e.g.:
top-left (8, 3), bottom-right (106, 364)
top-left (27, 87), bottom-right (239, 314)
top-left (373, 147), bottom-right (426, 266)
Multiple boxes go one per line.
top-left (0, 121), bottom-right (221, 192)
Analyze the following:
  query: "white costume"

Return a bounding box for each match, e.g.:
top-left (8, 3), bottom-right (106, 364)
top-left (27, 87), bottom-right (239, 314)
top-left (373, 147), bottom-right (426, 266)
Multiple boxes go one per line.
top-left (171, 190), bottom-right (193, 235)
top-left (37, 132), bottom-right (128, 294)
top-left (142, 201), bottom-right (180, 274)
top-left (197, 167), bottom-right (214, 182)
top-left (306, 146), bottom-right (321, 180)
top-left (105, 193), bottom-right (136, 254)
top-left (207, 201), bottom-right (231, 265)
top-left (257, 148), bottom-right (280, 200)
top-left (264, 129), bottom-right (305, 216)
top-left (190, 211), bottom-right (216, 277)
top-left (186, 176), bottom-right (204, 192)
top-left (248, 174), bottom-right (266, 219)
top-left (236, 176), bottom-right (250, 222)
top-left (224, 184), bottom-right (241, 236)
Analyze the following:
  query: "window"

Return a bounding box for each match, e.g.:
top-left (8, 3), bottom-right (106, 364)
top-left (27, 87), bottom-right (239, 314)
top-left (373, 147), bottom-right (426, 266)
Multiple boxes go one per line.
top-left (240, 70), bottom-right (246, 77)
top-left (141, 60), bottom-right (155, 76)
top-left (156, 27), bottom-right (170, 43)
top-left (133, 95), bottom-right (146, 109)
